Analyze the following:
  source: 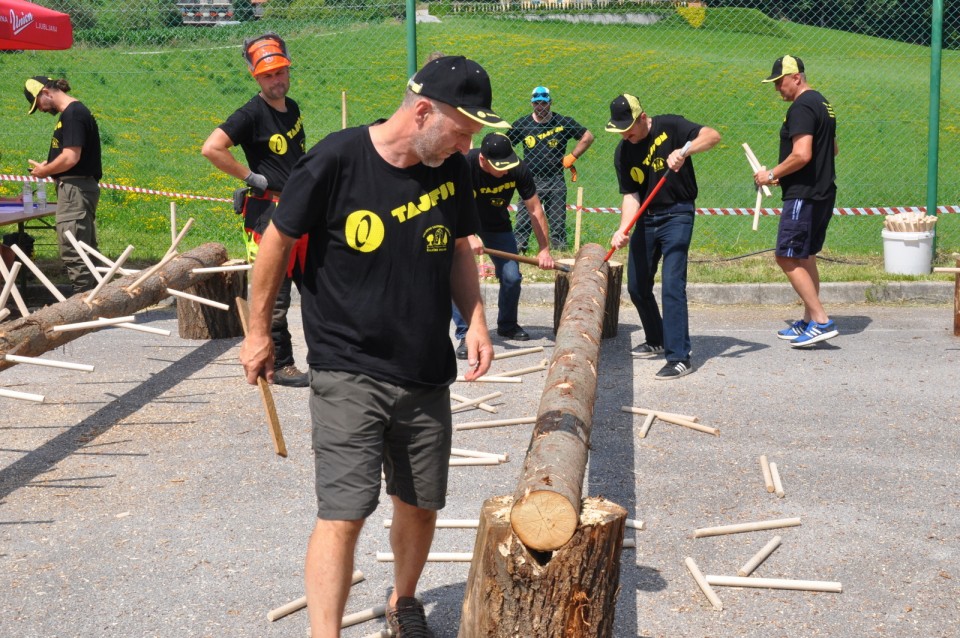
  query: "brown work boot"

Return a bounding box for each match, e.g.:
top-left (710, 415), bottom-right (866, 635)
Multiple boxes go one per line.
top-left (273, 364), bottom-right (308, 388)
top-left (386, 597), bottom-right (433, 637)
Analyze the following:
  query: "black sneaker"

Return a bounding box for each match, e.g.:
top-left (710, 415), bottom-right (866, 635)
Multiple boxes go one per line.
top-left (632, 343), bottom-right (664, 357)
top-left (273, 364), bottom-right (308, 387)
top-left (655, 360), bottom-right (692, 380)
top-left (497, 326), bottom-right (530, 341)
top-left (386, 597), bottom-right (434, 638)
top-left (455, 338), bottom-right (468, 360)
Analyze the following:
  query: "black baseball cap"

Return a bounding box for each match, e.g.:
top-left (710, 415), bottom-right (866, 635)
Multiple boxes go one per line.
top-left (407, 56), bottom-right (509, 128)
top-left (605, 94), bottom-right (644, 133)
top-left (763, 55), bottom-right (804, 83)
top-left (24, 76), bottom-right (52, 115)
top-left (480, 132), bottom-right (520, 171)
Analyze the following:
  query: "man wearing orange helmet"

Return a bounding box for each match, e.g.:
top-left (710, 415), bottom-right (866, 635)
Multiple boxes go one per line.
top-left (202, 32), bottom-right (309, 387)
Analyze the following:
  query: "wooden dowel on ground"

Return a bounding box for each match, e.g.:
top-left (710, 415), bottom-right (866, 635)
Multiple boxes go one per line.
top-left (450, 447), bottom-right (508, 462)
top-left (704, 574), bottom-right (842, 593)
top-left (496, 358), bottom-right (549, 378)
top-left (684, 557), bottom-right (723, 611)
top-left (738, 535), bottom-right (782, 577)
top-left (10, 244), bottom-right (66, 302)
top-left (694, 517), bottom-right (801, 538)
top-left (625, 518), bottom-right (646, 530)
top-left (453, 416), bottom-right (536, 430)
top-left (0, 387), bottom-right (44, 402)
top-left (450, 391), bottom-right (501, 413)
top-left (377, 552), bottom-right (473, 562)
top-left (622, 406), bottom-right (717, 436)
top-left (638, 412), bottom-right (656, 438)
top-left (454, 375), bottom-right (522, 384)
top-left (622, 538), bottom-right (636, 549)
top-left (4, 354), bottom-right (94, 372)
top-left (52, 316), bottom-right (136, 332)
top-left (760, 455), bottom-right (774, 493)
top-left (341, 603), bottom-right (386, 628)
top-left (267, 570), bottom-right (364, 622)
top-left (85, 245), bottom-right (134, 303)
top-left (384, 519), bottom-right (479, 529)
top-left (63, 229), bottom-right (103, 284)
top-left (770, 462), bottom-right (785, 498)
top-left (449, 457), bottom-right (500, 467)
top-left (620, 406), bottom-right (699, 422)
top-left (167, 288), bottom-right (230, 311)
top-left (450, 391), bottom-right (498, 414)
top-left (492, 346), bottom-right (544, 360)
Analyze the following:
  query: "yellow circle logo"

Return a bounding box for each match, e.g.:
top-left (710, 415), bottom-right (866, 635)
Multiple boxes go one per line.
top-left (630, 166), bottom-right (646, 186)
top-left (269, 134), bottom-right (288, 155)
top-left (345, 210), bottom-right (385, 253)
top-left (524, 135), bottom-right (535, 149)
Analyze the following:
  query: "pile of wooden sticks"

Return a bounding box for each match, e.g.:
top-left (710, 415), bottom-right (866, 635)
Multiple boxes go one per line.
top-left (883, 212), bottom-right (937, 232)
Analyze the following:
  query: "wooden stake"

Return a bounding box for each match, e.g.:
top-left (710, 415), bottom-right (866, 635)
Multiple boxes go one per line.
top-left (450, 391), bottom-right (497, 413)
top-left (704, 574), bottom-right (842, 593)
top-left (164, 217), bottom-right (195, 258)
top-left (638, 412), bottom-right (656, 438)
top-left (52, 316), bottom-right (136, 332)
top-left (266, 570), bottom-right (364, 622)
top-left (752, 187), bottom-right (763, 231)
top-left (760, 455), bottom-right (775, 493)
top-left (79, 240), bottom-right (139, 275)
top-left (574, 187), bottom-right (583, 252)
top-left (341, 90), bottom-right (348, 129)
top-left (620, 406), bottom-right (699, 423)
top-left (454, 375), bottom-right (522, 384)
top-left (377, 552), bottom-right (473, 562)
top-left (450, 447), bottom-right (508, 462)
top-left (235, 297), bottom-right (287, 458)
top-left (0, 308), bottom-right (8, 321)
top-left (125, 251), bottom-right (178, 293)
top-left (770, 461), bottom-right (785, 498)
top-left (450, 391), bottom-right (502, 413)
top-left (0, 387), bottom-right (44, 402)
top-left (738, 535), bottom-right (782, 577)
top-left (63, 229), bottom-right (103, 284)
top-left (621, 406), bottom-right (717, 436)
top-left (694, 517), bottom-right (801, 538)
top-left (497, 358), bottom-right (549, 378)
top-left (342, 603), bottom-right (386, 628)
top-left (492, 346), bottom-right (544, 360)
top-left (449, 457), bottom-right (500, 466)
top-left (193, 264), bottom-right (253, 273)
top-left (10, 244), bottom-right (66, 302)
top-left (167, 288), bottom-right (230, 311)
top-left (742, 143), bottom-right (773, 196)
top-left (85, 245), bottom-right (134, 303)
top-left (933, 267), bottom-right (960, 273)
top-left (0, 261), bottom-right (26, 317)
top-left (170, 202), bottom-right (177, 246)
top-left (5, 353), bottom-right (94, 372)
top-left (454, 416), bottom-right (536, 430)
top-left (114, 322), bottom-right (171, 337)
top-left (684, 557), bottom-right (723, 611)
top-left (625, 518), bottom-right (645, 530)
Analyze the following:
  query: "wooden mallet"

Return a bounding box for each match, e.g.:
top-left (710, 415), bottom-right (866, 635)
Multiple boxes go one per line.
top-left (235, 296), bottom-right (287, 458)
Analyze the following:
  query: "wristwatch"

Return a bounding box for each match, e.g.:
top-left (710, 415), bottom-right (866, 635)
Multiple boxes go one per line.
top-left (768, 170), bottom-right (776, 182)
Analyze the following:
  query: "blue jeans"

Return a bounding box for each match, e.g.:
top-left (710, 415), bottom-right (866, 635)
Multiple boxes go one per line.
top-left (626, 206), bottom-right (694, 363)
top-left (452, 230), bottom-right (523, 339)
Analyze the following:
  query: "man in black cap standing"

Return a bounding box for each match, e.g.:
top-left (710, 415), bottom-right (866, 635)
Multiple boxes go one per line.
top-left (753, 55), bottom-right (839, 348)
top-left (202, 33), bottom-right (309, 387)
top-left (24, 76), bottom-right (102, 294)
top-left (451, 132), bottom-right (555, 355)
top-left (239, 55), bottom-right (506, 637)
top-left (607, 94), bottom-right (720, 380)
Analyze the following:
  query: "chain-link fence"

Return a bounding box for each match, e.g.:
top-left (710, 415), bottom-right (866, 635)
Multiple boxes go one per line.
top-left (2, 1), bottom-right (958, 266)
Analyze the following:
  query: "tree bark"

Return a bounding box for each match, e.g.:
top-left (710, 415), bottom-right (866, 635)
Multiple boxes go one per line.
top-left (176, 259), bottom-right (247, 339)
top-left (0, 243), bottom-right (228, 372)
top-left (459, 495), bottom-right (626, 638)
top-left (554, 259), bottom-right (622, 339)
top-left (512, 244), bottom-right (609, 551)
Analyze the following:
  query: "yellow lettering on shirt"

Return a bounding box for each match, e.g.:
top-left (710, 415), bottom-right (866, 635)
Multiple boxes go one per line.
top-left (478, 180), bottom-right (516, 195)
top-left (390, 181), bottom-right (456, 223)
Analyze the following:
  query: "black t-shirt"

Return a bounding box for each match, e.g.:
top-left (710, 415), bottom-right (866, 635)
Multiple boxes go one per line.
top-left (218, 95), bottom-right (306, 191)
top-left (614, 114), bottom-right (702, 206)
top-left (507, 113), bottom-right (587, 178)
top-left (48, 101), bottom-right (102, 180)
top-left (779, 89), bottom-right (837, 201)
top-left (466, 149), bottom-right (537, 233)
top-left (272, 126), bottom-right (479, 387)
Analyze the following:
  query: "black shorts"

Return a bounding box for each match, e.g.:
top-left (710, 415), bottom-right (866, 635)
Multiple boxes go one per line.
top-left (309, 369), bottom-right (452, 520)
top-left (776, 196), bottom-right (835, 259)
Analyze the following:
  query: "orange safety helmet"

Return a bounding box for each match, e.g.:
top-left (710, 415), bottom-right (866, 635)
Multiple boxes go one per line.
top-left (243, 33), bottom-right (291, 77)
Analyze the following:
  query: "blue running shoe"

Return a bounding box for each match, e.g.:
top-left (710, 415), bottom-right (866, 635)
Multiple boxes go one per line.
top-left (790, 320), bottom-right (838, 348)
top-left (777, 319), bottom-right (808, 340)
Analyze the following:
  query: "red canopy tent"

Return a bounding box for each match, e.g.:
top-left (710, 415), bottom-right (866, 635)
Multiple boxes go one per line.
top-left (0, 0), bottom-right (72, 51)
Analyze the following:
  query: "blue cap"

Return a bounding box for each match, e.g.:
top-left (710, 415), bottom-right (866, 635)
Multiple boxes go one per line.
top-left (531, 86), bottom-right (551, 103)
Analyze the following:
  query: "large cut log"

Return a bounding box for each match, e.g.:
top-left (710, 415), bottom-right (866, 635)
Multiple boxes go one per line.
top-left (554, 258), bottom-right (622, 339)
top-left (459, 495), bottom-right (626, 638)
top-left (0, 243), bottom-right (228, 372)
top-left (511, 243), bottom-right (609, 551)
top-left (177, 259), bottom-right (248, 339)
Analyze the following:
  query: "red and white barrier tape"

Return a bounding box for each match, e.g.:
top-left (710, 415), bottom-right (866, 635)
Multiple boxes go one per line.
top-left (5, 175), bottom-right (956, 215)
top-left (1, 174), bottom-right (231, 203)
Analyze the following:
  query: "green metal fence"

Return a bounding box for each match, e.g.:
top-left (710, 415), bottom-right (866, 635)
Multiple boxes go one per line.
top-left (2, 1), bottom-right (958, 267)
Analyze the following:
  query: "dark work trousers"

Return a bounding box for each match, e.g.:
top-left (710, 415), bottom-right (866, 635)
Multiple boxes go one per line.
top-left (272, 276), bottom-right (295, 368)
top-left (626, 206), bottom-right (695, 363)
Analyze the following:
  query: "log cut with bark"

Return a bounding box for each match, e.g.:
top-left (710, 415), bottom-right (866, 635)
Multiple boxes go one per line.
top-left (511, 243), bottom-right (609, 552)
top-left (459, 495), bottom-right (626, 638)
top-left (0, 243), bottom-right (228, 372)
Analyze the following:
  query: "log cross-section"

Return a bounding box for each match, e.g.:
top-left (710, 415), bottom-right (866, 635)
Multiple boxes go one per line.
top-left (510, 243), bottom-right (609, 552)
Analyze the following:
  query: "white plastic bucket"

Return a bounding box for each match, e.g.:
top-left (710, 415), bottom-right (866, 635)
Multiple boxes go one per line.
top-left (881, 229), bottom-right (934, 275)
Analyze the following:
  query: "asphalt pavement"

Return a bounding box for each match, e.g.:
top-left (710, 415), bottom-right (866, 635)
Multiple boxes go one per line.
top-left (1, 285), bottom-right (958, 637)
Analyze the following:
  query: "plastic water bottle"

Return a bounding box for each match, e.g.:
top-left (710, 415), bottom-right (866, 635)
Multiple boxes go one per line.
top-left (36, 181), bottom-right (47, 212)
top-left (22, 182), bottom-right (33, 210)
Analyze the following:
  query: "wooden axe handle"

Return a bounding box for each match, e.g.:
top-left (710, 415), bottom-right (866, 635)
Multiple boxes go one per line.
top-left (483, 248), bottom-right (571, 272)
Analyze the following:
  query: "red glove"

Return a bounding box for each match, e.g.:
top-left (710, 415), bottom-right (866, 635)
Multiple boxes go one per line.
top-left (562, 153), bottom-right (577, 169)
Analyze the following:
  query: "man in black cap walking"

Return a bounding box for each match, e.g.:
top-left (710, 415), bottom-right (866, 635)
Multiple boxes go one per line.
top-left (24, 76), bottom-right (101, 294)
top-left (240, 55), bottom-right (505, 637)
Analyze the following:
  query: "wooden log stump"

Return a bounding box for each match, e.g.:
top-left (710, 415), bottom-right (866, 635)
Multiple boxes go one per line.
top-left (554, 258), bottom-right (622, 339)
top-left (459, 495), bottom-right (626, 638)
top-left (176, 259), bottom-right (247, 339)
